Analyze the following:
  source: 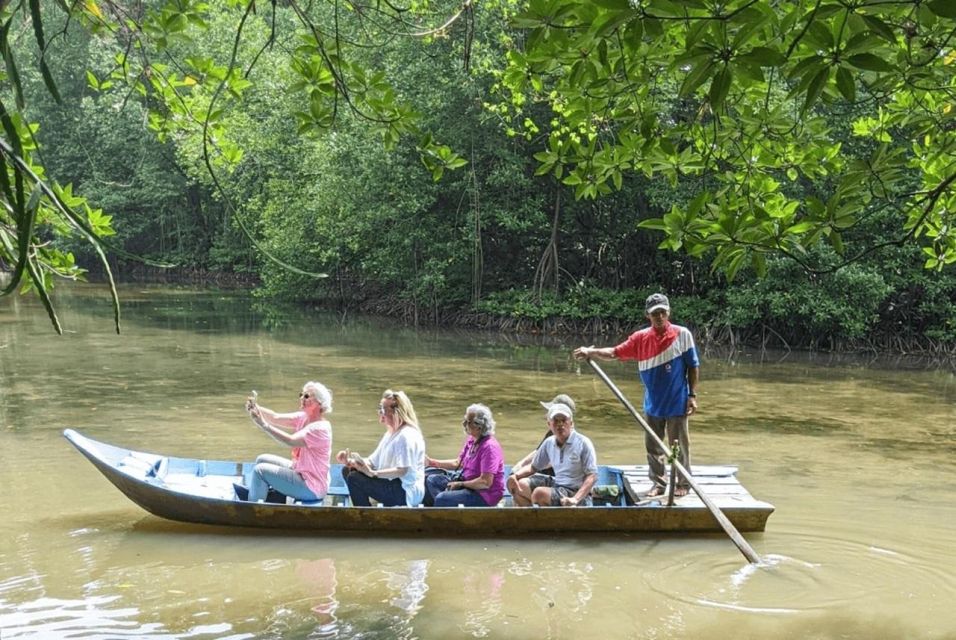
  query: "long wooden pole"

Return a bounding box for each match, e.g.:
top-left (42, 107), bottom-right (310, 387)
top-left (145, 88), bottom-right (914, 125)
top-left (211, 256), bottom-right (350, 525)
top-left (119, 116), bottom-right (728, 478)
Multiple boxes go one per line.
top-left (586, 359), bottom-right (762, 564)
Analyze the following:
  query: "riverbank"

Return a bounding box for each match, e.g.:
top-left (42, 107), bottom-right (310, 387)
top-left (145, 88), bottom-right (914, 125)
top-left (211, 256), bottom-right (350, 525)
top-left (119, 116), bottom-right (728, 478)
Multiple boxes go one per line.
top-left (329, 289), bottom-right (956, 361)
top-left (90, 271), bottom-right (956, 361)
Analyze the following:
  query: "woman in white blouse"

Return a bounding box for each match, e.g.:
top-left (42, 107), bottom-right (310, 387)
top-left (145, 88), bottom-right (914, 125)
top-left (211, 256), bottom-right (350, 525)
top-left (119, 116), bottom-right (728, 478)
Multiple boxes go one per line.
top-left (335, 389), bottom-right (426, 507)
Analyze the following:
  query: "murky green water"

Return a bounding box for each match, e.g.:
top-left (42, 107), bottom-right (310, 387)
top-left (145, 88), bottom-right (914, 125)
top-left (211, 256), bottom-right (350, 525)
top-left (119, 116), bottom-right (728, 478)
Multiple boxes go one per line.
top-left (1, 284), bottom-right (955, 639)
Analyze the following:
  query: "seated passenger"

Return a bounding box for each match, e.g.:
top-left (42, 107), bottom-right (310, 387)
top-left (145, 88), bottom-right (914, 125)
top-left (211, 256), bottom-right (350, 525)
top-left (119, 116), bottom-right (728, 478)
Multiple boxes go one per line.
top-left (335, 389), bottom-right (425, 507)
top-left (242, 381), bottom-right (333, 503)
top-left (423, 403), bottom-right (505, 507)
top-left (509, 403), bottom-right (597, 507)
top-left (506, 393), bottom-right (575, 497)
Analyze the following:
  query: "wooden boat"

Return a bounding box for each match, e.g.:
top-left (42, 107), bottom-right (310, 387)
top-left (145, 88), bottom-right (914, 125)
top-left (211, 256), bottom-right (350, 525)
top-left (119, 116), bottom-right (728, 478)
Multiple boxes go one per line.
top-left (64, 428), bottom-right (774, 535)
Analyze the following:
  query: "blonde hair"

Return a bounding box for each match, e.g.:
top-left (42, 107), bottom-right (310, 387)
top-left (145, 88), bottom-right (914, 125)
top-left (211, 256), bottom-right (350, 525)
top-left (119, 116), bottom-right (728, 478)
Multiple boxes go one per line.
top-left (382, 389), bottom-right (419, 430)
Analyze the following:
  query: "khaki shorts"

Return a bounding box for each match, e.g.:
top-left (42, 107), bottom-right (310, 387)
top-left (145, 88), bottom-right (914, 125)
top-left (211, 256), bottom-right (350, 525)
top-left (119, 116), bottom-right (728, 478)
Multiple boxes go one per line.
top-left (528, 474), bottom-right (589, 506)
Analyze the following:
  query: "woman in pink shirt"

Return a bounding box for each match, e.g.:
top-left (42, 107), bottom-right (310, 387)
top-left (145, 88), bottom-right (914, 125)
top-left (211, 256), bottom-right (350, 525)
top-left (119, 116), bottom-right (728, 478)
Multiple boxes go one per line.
top-left (241, 381), bottom-right (333, 503)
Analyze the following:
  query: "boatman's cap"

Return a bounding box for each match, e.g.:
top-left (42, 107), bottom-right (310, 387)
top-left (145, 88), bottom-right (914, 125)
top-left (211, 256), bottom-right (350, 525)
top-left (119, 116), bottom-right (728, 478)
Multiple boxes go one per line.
top-left (540, 394), bottom-right (576, 413)
top-left (645, 293), bottom-right (670, 314)
top-left (547, 404), bottom-right (573, 421)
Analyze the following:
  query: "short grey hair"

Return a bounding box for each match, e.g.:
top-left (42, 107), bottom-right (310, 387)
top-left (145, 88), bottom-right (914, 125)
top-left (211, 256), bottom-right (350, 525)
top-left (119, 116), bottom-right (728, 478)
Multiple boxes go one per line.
top-left (462, 403), bottom-right (495, 437)
top-left (304, 381), bottom-right (333, 414)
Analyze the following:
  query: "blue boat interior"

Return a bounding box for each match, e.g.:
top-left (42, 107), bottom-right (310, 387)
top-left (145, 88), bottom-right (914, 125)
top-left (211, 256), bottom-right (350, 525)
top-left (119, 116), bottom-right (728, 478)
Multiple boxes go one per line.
top-left (71, 429), bottom-right (630, 508)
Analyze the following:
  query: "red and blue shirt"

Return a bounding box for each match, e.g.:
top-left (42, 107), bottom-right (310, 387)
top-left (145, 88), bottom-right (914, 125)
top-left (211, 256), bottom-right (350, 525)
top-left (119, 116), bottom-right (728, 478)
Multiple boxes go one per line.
top-left (613, 323), bottom-right (700, 418)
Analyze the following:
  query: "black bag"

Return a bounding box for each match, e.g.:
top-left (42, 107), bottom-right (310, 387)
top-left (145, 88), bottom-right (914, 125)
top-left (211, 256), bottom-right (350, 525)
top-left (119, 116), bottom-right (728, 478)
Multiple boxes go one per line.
top-left (425, 467), bottom-right (462, 482)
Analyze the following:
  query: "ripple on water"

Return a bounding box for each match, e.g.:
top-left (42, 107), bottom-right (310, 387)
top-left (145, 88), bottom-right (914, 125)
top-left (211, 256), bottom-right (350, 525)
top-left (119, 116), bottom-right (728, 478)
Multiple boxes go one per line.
top-left (641, 530), bottom-right (956, 617)
top-left (0, 594), bottom-right (244, 639)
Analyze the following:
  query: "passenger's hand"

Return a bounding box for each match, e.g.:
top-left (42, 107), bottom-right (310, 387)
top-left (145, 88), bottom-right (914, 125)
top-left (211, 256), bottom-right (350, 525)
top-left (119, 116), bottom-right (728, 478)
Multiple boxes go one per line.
top-left (424, 455), bottom-right (438, 467)
top-left (560, 495), bottom-right (579, 507)
top-left (335, 450), bottom-right (349, 464)
top-left (354, 459), bottom-right (374, 476)
top-left (246, 404), bottom-right (263, 425)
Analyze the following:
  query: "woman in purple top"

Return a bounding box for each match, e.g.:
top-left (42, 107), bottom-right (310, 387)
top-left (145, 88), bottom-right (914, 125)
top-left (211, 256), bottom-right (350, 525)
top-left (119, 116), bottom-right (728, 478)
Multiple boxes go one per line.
top-left (423, 404), bottom-right (505, 507)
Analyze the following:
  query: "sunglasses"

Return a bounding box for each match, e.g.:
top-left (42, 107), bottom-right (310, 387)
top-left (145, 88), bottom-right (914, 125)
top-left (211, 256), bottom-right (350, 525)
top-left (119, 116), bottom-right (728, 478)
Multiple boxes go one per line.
top-left (462, 418), bottom-right (481, 427)
top-left (299, 392), bottom-right (312, 399)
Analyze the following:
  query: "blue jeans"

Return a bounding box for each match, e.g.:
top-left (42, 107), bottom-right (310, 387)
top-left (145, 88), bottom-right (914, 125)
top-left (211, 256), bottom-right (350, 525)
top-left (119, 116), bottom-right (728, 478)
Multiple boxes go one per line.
top-left (423, 471), bottom-right (451, 506)
top-left (434, 488), bottom-right (487, 507)
top-left (344, 468), bottom-right (407, 506)
top-left (425, 472), bottom-right (488, 507)
top-left (249, 454), bottom-right (320, 503)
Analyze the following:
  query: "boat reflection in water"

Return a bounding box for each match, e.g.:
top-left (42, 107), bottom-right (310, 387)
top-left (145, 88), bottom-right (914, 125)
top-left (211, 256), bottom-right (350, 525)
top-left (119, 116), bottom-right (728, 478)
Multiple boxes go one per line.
top-left (295, 558), bottom-right (339, 636)
top-left (285, 556), bottom-right (430, 639)
top-left (461, 565), bottom-right (506, 637)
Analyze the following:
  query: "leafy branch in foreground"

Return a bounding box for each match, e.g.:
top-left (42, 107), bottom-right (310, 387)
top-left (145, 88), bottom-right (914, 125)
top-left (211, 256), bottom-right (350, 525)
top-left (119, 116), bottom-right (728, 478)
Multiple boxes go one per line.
top-left (502, 0), bottom-right (956, 279)
top-left (2, 0), bottom-right (473, 330)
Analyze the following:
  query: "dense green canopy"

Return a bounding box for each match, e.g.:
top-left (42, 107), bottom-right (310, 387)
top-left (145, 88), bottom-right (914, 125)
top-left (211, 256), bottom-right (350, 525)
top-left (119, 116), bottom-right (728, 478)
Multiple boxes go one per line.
top-left (505, 0), bottom-right (956, 276)
top-left (1, 0), bottom-right (954, 348)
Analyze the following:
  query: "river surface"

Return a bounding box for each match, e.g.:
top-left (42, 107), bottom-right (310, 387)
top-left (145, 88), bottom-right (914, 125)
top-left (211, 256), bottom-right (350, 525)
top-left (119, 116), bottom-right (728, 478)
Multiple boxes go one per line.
top-left (1, 284), bottom-right (954, 639)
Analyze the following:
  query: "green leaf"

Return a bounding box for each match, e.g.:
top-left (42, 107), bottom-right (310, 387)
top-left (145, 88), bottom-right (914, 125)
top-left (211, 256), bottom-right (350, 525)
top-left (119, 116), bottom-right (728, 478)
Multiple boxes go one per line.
top-left (708, 66), bottom-right (732, 111)
top-left (28, 0), bottom-right (45, 49)
top-left (846, 53), bottom-right (894, 72)
top-left (829, 230), bottom-right (844, 254)
top-left (678, 58), bottom-right (714, 97)
top-left (835, 66), bottom-right (856, 102)
top-left (861, 15), bottom-right (896, 43)
top-left (788, 55), bottom-right (825, 79)
top-left (927, 0), bottom-right (956, 19)
top-left (1, 24), bottom-right (25, 109)
top-left (637, 218), bottom-right (668, 231)
top-left (752, 251), bottom-right (767, 278)
top-left (590, 0), bottom-right (630, 10)
top-left (742, 46), bottom-right (786, 67)
top-left (786, 221), bottom-right (814, 234)
top-left (807, 20), bottom-right (834, 49)
top-left (39, 58), bottom-right (61, 103)
top-left (802, 67), bottom-right (829, 113)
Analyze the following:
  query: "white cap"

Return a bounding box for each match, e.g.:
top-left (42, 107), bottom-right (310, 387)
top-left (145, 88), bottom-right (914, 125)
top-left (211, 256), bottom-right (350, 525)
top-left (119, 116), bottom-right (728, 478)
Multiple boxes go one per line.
top-left (539, 393), bottom-right (576, 413)
top-left (547, 403), bottom-right (573, 421)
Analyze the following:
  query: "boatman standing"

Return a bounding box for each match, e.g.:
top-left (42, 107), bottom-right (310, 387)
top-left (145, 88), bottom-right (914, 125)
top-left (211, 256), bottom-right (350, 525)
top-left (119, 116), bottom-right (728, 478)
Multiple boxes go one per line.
top-left (573, 293), bottom-right (700, 498)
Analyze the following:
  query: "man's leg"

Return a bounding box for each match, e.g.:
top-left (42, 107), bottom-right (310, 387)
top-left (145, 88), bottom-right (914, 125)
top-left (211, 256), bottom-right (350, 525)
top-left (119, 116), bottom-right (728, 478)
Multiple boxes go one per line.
top-left (515, 473), bottom-right (551, 507)
top-left (645, 414), bottom-right (668, 494)
top-left (531, 486), bottom-right (556, 507)
top-left (665, 415), bottom-right (691, 494)
top-left (509, 476), bottom-right (534, 506)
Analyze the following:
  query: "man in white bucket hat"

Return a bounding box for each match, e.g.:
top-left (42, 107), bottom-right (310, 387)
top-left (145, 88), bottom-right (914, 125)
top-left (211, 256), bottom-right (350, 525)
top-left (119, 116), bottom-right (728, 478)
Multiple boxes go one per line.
top-left (509, 402), bottom-right (598, 507)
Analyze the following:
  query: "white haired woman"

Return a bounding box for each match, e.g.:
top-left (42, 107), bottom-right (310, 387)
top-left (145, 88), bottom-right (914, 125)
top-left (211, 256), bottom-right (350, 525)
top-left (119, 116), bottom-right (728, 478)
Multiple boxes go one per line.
top-left (423, 403), bottom-right (505, 507)
top-left (241, 381), bottom-right (333, 503)
top-left (335, 389), bottom-right (426, 507)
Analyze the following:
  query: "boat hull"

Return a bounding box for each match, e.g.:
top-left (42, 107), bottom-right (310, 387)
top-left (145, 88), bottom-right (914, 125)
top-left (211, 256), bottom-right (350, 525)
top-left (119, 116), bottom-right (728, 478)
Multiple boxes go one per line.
top-left (64, 429), bottom-right (774, 535)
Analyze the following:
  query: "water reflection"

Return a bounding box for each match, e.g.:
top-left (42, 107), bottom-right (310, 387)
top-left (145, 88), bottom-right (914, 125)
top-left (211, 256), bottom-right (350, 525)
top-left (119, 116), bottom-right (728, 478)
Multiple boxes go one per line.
top-left (460, 567), bottom-right (505, 638)
top-left (295, 558), bottom-right (338, 632)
